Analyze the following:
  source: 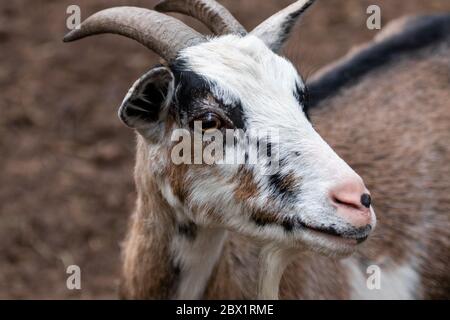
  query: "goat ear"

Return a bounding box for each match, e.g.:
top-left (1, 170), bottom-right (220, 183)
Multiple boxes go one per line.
top-left (119, 66), bottom-right (175, 133)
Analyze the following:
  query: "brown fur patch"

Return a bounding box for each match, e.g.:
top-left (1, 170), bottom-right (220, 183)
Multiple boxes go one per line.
top-left (249, 208), bottom-right (281, 227)
top-left (271, 172), bottom-right (298, 201)
top-left (233, 166), bottom-right (260, 202)
top-left (167, 162), bottom-right (189, 202)
top-left (280, 173), bottom-right (297, 193)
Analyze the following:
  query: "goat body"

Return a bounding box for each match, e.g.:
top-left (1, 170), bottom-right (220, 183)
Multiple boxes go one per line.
top-left (121, 14), bottom-right (450, 300)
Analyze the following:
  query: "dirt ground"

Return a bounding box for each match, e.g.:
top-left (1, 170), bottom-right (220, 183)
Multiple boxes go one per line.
top-left (1, 0), bottom-right (449, 299)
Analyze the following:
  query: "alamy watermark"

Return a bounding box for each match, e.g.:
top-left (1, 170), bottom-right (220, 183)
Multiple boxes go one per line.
top-left (66, 265), bottom-right (81, 290)
top-left (367, 5), bottom-right (382, 30)
top-left (170, 122), bottom-right (280, 175)
top-left (366, 265), bottom-right (381, 290)
top-left (66, 5), bottom-right (81, 30)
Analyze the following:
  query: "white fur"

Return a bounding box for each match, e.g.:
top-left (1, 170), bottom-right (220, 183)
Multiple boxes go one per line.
top-left (171, 227), bottom-right (227, 299)
top-left (258, 245), bottom-right (298, 299)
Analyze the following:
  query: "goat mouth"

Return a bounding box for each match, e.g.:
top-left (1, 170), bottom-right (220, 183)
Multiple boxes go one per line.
top-left (303, 224), bottom-right (371, 245)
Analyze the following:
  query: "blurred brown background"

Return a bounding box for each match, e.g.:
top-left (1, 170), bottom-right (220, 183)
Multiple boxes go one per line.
top-left (1, 0), bottom-right (449, 299)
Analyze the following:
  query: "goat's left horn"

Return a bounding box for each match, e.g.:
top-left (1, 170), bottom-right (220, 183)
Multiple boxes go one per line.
top-left (155, 0), bottom-right (247, 36)
top-left (251, 0), bottom-right (316, 52)
top-left (63, 6), bottom-right (205, 61)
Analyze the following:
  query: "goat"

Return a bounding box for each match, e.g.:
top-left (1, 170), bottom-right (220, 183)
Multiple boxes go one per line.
top-left (64, 0), bottom-right (449, 299)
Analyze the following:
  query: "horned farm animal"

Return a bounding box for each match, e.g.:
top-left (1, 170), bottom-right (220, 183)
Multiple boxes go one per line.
top-left (64, 0), bottom-right (450, 299)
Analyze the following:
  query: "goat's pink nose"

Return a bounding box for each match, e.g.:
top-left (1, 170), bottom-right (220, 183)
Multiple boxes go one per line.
top-left (330, 179), bottom-right (372, 227)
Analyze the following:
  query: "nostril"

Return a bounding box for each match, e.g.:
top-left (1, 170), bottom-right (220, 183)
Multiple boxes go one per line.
top-left (332, 196), bottom-right (362, 211)
top-left (360, 193), bottom-right (371, 208)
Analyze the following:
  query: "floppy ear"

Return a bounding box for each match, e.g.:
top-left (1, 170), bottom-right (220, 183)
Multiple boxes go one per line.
top-left (119, 66), bottom-right (175, 137)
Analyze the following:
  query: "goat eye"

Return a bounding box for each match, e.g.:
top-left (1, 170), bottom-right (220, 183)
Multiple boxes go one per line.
top-left (198, 113), bottom-right (222, 132)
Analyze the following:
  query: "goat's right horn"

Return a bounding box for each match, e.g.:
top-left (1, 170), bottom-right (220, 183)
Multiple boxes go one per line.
top-left (251, 0), bottom-right (316, 52)
top-left (63, 6), bottom-right (205, 61)
top-left (155, 0), bottom-right (247, 36)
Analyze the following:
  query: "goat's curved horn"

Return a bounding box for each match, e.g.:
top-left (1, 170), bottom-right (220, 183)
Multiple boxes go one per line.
top-left (251, 0), bottom-right (316, 52)
top-left (63, 6), bottom-right (205, 61)
top-left (155, 0), bottom-right (247, 36)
